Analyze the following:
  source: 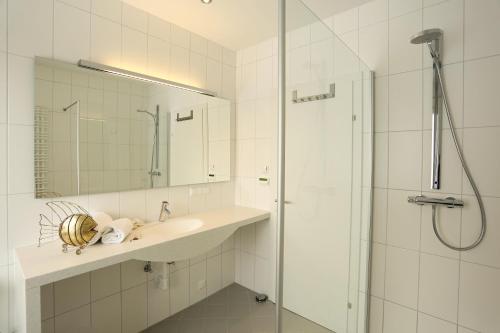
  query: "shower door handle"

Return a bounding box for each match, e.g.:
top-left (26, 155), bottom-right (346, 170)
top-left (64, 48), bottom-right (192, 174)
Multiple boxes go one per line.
top-left (274, 199), bottom-right (292, 204)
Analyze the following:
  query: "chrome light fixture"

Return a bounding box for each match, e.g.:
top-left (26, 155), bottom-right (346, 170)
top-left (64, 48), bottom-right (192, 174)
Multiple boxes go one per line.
top-left (77, 60), bottom-right (216, 97)
top-left (201, 0), bottom-right (212, 4)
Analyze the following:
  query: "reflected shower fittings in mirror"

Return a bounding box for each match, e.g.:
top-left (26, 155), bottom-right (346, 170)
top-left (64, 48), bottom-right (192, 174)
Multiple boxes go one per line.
top-left (137, 106), bottom-right (161, 188)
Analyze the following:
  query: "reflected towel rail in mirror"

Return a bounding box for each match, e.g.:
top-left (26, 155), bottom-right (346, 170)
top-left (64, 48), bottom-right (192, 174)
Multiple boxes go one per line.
top-left (292, 83), bottom-right (335, 103)
top-left (176, 110), bottom-right (194, 122)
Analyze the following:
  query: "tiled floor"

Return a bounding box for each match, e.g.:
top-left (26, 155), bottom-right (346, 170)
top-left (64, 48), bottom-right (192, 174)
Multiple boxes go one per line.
top-left (144, 283), bottom-right (333, 333)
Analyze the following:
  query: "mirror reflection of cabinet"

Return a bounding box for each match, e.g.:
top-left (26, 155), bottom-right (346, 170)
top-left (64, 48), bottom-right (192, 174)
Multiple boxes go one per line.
top-left (169, 105), bottom-right (206, 187)
top-left (34, 57), bottom-right (231, 198)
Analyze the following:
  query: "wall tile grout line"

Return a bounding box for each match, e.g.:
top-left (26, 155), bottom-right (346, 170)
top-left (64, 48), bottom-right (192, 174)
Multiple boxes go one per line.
top-left (88, 0), bottom-right (92, 64)
top-left (380, 2), bottom-right (390, 331)
top-left (456, 0), bottom-right (467, 330)
top-left (383, 298), bottom-right (460, 326)
top-left (4, 0), bottom-right (9, 330)
top-left (415, 6), bottom-right (425, 331)
top-left (374, 238), bottom-right (500, 272)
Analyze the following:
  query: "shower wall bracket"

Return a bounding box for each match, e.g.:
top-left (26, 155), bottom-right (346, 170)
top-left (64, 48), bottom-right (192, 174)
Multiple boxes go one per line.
top-left (292, 83), bottom-right (335, 103)
top-left (430, 38), bottom-right (443, 190)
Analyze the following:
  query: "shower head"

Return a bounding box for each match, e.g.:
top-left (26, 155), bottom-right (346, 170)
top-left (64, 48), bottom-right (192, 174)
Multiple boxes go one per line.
top-left (62, 100), bottom-right (79, 112)
top-left (411, 28), bottom-right (443, 64)
top-left (410, 28), bottom-right (443, 44)
top-left (136, 109), bottom-right (157, 120)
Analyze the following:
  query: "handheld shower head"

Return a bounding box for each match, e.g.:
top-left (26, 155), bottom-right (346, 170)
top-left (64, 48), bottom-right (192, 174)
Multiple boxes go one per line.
top-left (410, 28), bottom-right (443, 45)
top-left (411, 28), bottom-right (443, 65)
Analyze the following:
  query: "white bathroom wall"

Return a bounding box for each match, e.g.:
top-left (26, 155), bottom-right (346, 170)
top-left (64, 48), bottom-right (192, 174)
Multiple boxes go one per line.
top-left (336, 0), bottom-right (500, 332)
top-left (0, 0), bottom-right (237, 332)
top-left (233, 39), bottom-right (279, 301)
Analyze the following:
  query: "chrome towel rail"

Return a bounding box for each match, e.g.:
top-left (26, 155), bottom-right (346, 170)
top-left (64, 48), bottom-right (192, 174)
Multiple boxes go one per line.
top-left (292, 84), bottom-right (335, 104)
top-left (176, 110), bottom-right (194, 122)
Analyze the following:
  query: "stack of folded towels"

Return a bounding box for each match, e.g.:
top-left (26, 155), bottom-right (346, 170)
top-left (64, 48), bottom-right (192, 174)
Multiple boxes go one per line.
top-left (89, 212), bottom-right (139, 245)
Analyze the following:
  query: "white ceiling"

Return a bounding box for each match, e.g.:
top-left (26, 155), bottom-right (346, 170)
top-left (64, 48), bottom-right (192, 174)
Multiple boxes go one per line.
top-left (122, 0), bottom-right (372, 50)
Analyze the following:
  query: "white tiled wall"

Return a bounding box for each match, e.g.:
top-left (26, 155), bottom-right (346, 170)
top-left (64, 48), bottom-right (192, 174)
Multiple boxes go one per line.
top-left (233, 37), bottom-right (278, 301)
top-left (0, 0), bottom-right (237, 332)
top-left (345, 0), bottom-right (500, 332)
top-left (39, 238), bottom-right (236, 333)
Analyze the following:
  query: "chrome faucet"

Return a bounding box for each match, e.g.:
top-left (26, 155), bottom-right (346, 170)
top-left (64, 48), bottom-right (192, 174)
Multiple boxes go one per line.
top-left (159, 201), bottom-right (171, 222)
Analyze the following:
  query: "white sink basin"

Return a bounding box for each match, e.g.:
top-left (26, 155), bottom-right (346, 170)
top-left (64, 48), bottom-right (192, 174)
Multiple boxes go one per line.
top-left (131, 209), bottom-right (269, 263)
top-left (145, 218), bottom-right (204, 235)
top-left (132, 216), bottom-right (228, 262)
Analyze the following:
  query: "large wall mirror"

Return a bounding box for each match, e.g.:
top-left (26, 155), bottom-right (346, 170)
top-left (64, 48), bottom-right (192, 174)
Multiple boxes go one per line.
top-left (34, 58), bottom-right (231, 198)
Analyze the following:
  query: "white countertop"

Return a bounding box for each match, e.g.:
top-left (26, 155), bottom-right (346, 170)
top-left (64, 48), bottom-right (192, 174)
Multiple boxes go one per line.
top-left (15, 206), bottom-right (270, 289)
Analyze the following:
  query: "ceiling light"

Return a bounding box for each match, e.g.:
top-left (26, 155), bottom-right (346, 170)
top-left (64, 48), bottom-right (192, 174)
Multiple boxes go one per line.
top-left (201, 0), bottom-right (212, 4)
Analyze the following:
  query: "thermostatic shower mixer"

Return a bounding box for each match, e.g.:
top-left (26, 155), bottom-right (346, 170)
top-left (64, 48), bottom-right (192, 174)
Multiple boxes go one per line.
top-left (408, 195), bottom-right (464, 208)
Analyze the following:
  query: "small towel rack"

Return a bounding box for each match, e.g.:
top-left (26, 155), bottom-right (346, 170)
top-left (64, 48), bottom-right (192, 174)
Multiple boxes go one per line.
top-left (292, 83), bottom-right (335, 104)
top-left (176, 110), bottom-right (194, 122)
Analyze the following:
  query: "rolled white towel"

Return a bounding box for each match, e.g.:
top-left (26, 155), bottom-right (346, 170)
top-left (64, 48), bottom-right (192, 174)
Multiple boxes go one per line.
top-left (101, 218), bottom-right (134, 244)
top-left (88, 212), bottom-right (113, 246)
top-left (91, 211), bottom-right (113, 225)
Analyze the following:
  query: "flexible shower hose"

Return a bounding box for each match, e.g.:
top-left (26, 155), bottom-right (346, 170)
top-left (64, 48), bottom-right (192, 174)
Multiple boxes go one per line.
top-left (429, 45), bottom-right (486, 251)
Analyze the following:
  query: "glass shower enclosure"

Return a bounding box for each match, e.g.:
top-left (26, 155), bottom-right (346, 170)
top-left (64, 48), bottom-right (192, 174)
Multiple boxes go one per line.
top-left (275, 0), bottom-right (373, 332)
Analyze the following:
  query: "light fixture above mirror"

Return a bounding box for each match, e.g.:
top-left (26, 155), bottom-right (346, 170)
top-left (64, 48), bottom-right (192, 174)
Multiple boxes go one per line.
top-left (78, 60), bottom-right (216, 97)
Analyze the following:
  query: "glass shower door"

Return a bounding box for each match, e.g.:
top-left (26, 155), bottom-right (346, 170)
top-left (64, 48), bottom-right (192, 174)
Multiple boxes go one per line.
top-left (277, 1), bottom-right (373, 332)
